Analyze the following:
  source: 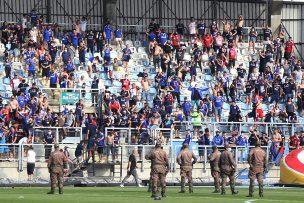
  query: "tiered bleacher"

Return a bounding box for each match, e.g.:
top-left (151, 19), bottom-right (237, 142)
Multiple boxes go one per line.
top-left (0, 14), bottom-right (303, 166)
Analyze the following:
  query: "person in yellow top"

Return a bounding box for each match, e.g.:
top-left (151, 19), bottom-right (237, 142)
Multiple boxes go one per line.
top-left (191, 108), bottom-right (203, 138)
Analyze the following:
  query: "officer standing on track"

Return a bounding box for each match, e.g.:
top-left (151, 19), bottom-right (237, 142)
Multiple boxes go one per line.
top-left (208, 145), bottom-right (221, 193)
top-left (176, 144), bottom-right (197, 193)
top-left (145, 143), bottom-right (169, 198)
top-left (247, 141), bottom-right (267, 198)
top-left (219, 144), bottom-right (238, 195)
top-left (47, 144), bottom-right (68, 194)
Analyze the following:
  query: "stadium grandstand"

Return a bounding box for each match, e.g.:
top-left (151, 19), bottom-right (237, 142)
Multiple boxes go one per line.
top-left (0, 0), bottom-right (304, 198)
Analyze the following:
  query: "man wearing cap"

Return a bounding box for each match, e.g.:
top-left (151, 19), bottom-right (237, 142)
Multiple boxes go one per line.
top-left (247, 141), bottom-right (267, 198)
top-left (145, 143), bottom-right (169, 198)
top-left (208, 145), bottom-right (221, 193)
top-left (47, 144), bottom-right (68, 194)
top-left (177, 144), bottom-right (197, 193)
top-left (219, 144), bottom-right (238, 195)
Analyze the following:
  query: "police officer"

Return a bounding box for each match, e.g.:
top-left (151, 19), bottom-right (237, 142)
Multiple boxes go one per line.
top-left (47, 144), bottom-right (68, 194)
top-left (177, 144), bottom-right (197, 193)
top-left (219, 144), bottom-right (238, 195)
top-left (247, 141), bottom-right (267, 198)
top-left (208, 145), bottom-right (221, 193)
top-left (145, 143), bottom-right (169, 198)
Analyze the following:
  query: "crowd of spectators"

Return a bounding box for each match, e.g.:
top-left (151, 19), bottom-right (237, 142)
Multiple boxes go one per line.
top-left (0, 9), bottom-right (304, 163)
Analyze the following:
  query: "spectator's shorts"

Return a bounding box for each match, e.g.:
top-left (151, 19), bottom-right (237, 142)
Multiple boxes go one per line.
top-left (106, 144), bottom-right (115, 156)
top-left (28, 70), bottom-right (36, 77)
top-left (247, 111), bottom-right (256, 119)
top-left (97, 146), bottom-right (104, 154)
top-left (76, 114), bottom-right (82, 122)
top-left (229, 59), bottom-right (236, 67)
top-left (249, 37), bottom-right (257, 43)
top-left (284, 52), bottom-right (291, 60)
top-left (198, 147), bottom-right (204, 156)
top-left (104, 56), bottom-right (111, 62)
top-left (27, 163), bottom-right (35, 175)
top-left (50, 83), bottom-right (57, 88)
top-left (42, 67), bottom-right (50, 77)
top-left (115, 38), bottom-right (122, 42)
top-left (215, 107), bottom-right (222, 116)
top-left (237, 27), bottom-right (243, 36)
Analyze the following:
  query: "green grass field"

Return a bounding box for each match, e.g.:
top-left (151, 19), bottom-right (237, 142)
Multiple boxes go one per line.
top-left (0, 187), bottom-right (303, 203)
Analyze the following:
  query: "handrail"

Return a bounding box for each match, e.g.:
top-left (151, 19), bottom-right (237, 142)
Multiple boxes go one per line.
top-left (33, 126), bottom-right (83, 143)
top-left (173, 121), bottom-right (303, 125)
top-left (40, 87), bottom-right (102, 91)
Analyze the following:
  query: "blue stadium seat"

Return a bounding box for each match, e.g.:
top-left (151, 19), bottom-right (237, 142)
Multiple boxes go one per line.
top-left (113, 80), bottom-right (122, 87)
top-left (203, 68), bottom-right (211, 75)
top-left (262, 104), bottom-right (269, 112)
top-left (223, 103), bottom-right (230, 111)
top-left (104, 80), bottom-right (112, 87)
top-left (136, 102), bottom-right (143, 109)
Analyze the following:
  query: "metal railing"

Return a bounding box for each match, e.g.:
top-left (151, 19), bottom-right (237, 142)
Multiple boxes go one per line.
top-left (104, 127), bottom-right (173, 145)
top-left (172, 144), bottom-right (270, 172)
top-left (116, 25), bottom-right (266, 44)
top-left (33, 126), bottom-right (83, 144)
top-left (172, 121), bottom-right (301, 139)
top-left (0, 141), bottom-right (282, 179)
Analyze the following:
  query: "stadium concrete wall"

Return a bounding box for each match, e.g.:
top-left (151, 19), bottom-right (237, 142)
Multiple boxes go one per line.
top-left (0, 161), bottom-right (280, 183)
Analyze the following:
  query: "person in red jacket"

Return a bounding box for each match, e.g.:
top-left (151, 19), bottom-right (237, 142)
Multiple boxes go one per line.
top-left (120, 74), bottom-right (130, 91)
top-left (109, 99), bottom-right (121, 113)
top-left (289, 133), bottom-right (300, 151)
top-left (228, 46), bottom-right (237, 69)
top-left (202, 33), bottom-right (213, 54)
top-left (170, 30), bottom-right (181, 52)
top-left (284, 37), bottom-right (294, 60)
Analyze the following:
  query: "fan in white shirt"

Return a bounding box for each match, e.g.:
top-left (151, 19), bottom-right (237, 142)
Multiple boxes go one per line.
top-left (27, 146), bottom-right (36, 181)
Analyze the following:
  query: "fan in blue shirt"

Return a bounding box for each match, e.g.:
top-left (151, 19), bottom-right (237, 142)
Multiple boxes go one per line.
top-left (114, 29), bottom-right (122, 38)
top-left (43, 28), bottom-right (53, 42)
top-left (49, 71), bottom-right (58, 88)
top-left (212, 132), bottom-right (224, 146)
top-left (103, 24), bottom-right (113, 43)
top-left (159, 31), bottom-right (168, 45)
top-left (70, 30), bottom-right (80, 47)
top-left (183, 130), bottom-right (193, 145)
top-left (148, 32), bottom-right (157, 42)
top-left (17, 94), bottom-right (27, 108)
top-left (213, 95), bottom-right (224, 108)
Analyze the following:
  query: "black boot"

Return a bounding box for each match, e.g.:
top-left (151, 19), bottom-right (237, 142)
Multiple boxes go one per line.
top-left (246, 194), bottom-right (253, 198)
top-left (232, 191), bottom-right (239, 195)
top-left (59, 188), bottom-right (63, 195)
top-left (221, 190), bottom-right (226, 195)
top-left (259, 193), bottom-right (264, 198)
top-left (151, 193), bottom-right (157, 198)
top-left (161, 192), bottom-right (166, 198)
top-left (47, 189), bottom-right (55, 195)
top-left (212, 190), bottom-right (220, 193)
